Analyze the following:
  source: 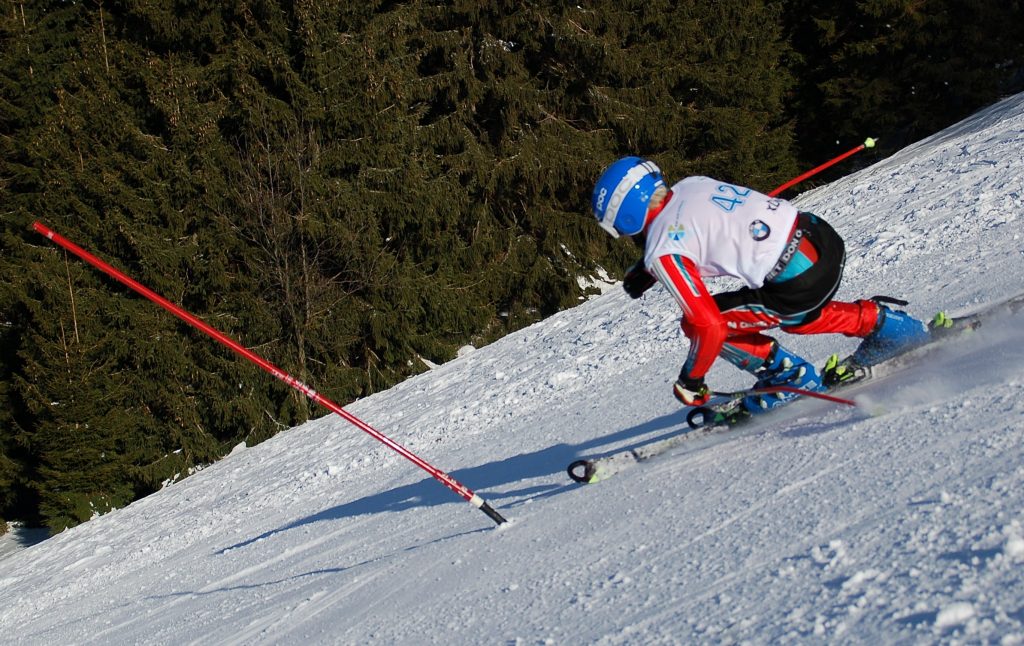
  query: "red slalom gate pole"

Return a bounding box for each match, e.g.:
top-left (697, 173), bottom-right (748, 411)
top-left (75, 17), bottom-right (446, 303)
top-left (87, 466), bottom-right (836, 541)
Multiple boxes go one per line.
top-left (32, 221), bottom-right (507, 526)
top-left (768, 137), bottom-right (877, 197)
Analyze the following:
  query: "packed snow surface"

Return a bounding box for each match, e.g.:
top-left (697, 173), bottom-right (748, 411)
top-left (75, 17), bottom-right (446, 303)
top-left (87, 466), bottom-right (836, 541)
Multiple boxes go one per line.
top-left (3, 93), bottom-right (1024, 644)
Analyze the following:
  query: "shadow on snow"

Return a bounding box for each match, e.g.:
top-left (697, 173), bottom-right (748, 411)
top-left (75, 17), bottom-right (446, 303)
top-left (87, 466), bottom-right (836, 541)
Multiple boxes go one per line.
top-left (219, 409), bottom-right (692, 552)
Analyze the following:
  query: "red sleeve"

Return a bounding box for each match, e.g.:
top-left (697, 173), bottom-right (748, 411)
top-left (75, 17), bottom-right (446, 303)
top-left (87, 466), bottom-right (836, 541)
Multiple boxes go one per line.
top-left (648, 255), bottom-right (726, 380)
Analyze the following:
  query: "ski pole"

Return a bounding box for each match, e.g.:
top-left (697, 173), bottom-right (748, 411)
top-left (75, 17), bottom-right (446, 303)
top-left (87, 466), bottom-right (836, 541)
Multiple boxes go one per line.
top-left (768, 137), bottom-right (877, 197)
top-left (687, 386), bottom-right (856, 429)
top-left (32, 221), bottom-right (508, 526)
top-left (753, 385), bottom-right (855, 406)
top-left (713, 386), bottom-right (856, 407)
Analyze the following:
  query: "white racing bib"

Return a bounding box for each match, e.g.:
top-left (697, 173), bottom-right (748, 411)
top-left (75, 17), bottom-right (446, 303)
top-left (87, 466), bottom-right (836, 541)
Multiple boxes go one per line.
top-left (645, 176), bottom-right (798, 288)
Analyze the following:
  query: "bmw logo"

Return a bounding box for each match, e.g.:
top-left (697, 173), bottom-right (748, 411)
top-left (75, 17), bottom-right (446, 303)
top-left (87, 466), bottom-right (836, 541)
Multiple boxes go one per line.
top-left (749, 220), bottom-right (770, 241)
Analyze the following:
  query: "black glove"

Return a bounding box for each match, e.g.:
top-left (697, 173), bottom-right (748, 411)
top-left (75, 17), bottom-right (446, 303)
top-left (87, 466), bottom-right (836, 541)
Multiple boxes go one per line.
top-left (623, 259), bottom-right (657, 299)
top-left (673, 372), bottom-right (710, 407)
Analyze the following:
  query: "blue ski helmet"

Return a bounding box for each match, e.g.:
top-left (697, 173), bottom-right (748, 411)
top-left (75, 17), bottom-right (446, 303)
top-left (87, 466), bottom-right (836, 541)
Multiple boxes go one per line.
top-left (591, 157), bottom-right (664, 238)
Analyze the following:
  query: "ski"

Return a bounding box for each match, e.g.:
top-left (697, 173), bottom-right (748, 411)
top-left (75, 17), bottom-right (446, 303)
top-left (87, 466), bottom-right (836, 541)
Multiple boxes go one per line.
top-left (817, 290), bottom-right (1024, 392)
top-left (567, 291), bottom-right (1024, 485)
top-left (565, 383), bottom-right (842, 484)
top-left (688, 290), bottom-right (1024, 432)
top-left (566, 421), bottom-right (731, 484)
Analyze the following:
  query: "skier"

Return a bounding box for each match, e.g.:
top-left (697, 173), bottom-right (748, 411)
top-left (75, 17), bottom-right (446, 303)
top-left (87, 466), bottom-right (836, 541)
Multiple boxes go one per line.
top-left (591, 157), bottom-right (934, 414)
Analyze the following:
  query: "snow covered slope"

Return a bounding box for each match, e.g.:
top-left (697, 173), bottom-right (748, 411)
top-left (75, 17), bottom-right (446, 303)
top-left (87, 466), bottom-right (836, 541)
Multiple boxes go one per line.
top-left (3, 92), bottom-right (1024, 644)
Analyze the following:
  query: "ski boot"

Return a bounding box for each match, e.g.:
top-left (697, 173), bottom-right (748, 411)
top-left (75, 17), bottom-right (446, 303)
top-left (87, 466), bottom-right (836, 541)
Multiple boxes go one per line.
top-left (823, 303), bottom-right (941, 388)
top-left (848, 302), bottom-right (931, 366)
top-left (743, 343), bottom-right (827, 413)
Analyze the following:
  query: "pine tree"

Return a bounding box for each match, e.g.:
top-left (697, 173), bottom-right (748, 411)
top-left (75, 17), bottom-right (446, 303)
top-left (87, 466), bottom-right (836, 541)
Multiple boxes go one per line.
top-left (1, 0), bottom-right (281, 530)
top-left (12, 0), bottom-right (985, 532)
top-left (783, 0), bottom-right (1024, 171)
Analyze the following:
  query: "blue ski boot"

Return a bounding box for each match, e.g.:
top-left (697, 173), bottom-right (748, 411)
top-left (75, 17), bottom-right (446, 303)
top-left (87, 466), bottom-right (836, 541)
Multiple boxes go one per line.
top-left (822, 302), bottom-right (932, 387)
top-left (743, 343), bottom-right (827, 413)
top-left (848, 303), bottom-right (930, 366)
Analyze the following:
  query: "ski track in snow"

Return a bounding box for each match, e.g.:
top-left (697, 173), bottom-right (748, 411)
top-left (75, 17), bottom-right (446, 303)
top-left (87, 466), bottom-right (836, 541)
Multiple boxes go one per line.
top-left (2, 92), bottom-right (1024, 644)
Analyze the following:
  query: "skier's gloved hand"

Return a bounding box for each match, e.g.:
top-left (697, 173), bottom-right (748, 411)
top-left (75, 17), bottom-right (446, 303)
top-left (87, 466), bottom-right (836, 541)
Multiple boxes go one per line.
top-left (623, 259), bottom-right (656, 299)
top-left (673, 374), bottom-right (710, 407)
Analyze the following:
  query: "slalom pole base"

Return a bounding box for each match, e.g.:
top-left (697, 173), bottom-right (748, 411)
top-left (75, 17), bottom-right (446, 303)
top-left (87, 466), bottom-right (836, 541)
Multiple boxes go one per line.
top-left (479, 501), bottom-right (508, 525)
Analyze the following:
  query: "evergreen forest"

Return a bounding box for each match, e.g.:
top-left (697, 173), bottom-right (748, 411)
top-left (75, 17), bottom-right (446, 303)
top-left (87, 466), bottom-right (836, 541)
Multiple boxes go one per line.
top-left (2, 1), bottom-right (1022, 533)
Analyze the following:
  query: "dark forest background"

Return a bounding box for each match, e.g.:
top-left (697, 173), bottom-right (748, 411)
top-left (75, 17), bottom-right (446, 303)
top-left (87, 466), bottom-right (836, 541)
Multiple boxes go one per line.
top-left (2, 0), bottom-right (1022, 533)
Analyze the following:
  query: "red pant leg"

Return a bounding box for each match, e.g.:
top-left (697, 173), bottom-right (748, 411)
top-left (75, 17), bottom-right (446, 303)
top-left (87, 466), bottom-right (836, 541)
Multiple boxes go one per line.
top-left (719, 332), bottom-right (775, 371)
top-left (783, 300), bottom-right (879, 337)
top-left (684, 309), bottom-right (781, 371)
